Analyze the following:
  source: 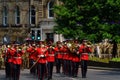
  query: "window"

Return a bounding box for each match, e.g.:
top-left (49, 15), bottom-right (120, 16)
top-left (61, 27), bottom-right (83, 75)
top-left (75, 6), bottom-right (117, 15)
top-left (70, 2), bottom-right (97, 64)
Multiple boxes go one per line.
top-left (48, 0), bottom-right (54, 18)
top-left (30, 5), bottom-right (36, 25)
top-left (3, 6), bottom-right (8, 26)
top-left (46, 33), bottom-right (53, 42)
top-left (15, 6), bottom-right (20, 25)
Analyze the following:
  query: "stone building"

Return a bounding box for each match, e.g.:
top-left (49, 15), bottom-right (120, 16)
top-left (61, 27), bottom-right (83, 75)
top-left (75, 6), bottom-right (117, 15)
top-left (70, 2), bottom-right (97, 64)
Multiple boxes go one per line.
top-left (0, 0), bottom-right (64, 44)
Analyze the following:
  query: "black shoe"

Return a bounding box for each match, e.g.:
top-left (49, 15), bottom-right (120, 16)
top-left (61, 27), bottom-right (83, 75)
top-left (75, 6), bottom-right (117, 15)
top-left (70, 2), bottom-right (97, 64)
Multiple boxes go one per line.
top-left (82, 77), bottom-right (86, 78)
top-left (56, 72), bottom-right (60, 73)
top-left (74, 75), bottom-right (78, 77)
top-left (72, 75), bottom-right (77, 78)
top-left (48, 78), bottom-right (52, 80)
top-left (82, 76), bottom-right (86, 78)
top-left (5, 75), bottom-right (9, 78)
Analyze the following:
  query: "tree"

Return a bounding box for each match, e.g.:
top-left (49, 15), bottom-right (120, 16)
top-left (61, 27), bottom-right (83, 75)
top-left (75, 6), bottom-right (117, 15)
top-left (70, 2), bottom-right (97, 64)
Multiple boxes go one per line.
top-left (54, 0), bottom-right (120, 43)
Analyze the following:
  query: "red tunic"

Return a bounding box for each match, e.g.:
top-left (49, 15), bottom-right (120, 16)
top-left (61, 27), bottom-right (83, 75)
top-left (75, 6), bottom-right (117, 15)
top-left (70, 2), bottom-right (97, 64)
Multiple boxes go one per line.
top-left (72, 47), bottom-right (80, 62)
top-left (62, 46), bottom-right (69, 60)
top-left (46, 47), bottom-right (55, 62)
top-left (72, 53), bottom-right (80, 62)
top-left (36, 47), bottom-right (47, 64)
top-left (54, 46), bottom-right (63, 59)
top-left (79, 44), bottom-right (92, 60)
top-left (27, 47), bottom-right (36, 60)
top-left (7, 48), bottom-right (15, 63)
top-left (13, 49), bottom-right (24, 65)
top-left (68, 52), bottom-right (73, 60)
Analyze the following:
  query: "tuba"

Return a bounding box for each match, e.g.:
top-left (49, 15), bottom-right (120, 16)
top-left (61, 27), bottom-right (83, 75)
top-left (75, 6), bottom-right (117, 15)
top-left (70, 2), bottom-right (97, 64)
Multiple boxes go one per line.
top-left (67, 42), bottom-right (78, 54)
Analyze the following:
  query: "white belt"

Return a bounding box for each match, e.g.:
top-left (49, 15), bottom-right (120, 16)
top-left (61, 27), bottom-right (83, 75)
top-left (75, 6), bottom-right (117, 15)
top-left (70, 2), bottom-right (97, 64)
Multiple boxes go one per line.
top-left (14, 57), bottom-right (21, 59)
top-left (82, 53), bottom-right (88, 55)
top-left (63, 53), bottom-right (67, 54)
top-left (38, 54), bottom-right (45, 57)
top-left (57, 52), bottom-right (62, 54)
top-left (48, 54), bottom-right (54, 56)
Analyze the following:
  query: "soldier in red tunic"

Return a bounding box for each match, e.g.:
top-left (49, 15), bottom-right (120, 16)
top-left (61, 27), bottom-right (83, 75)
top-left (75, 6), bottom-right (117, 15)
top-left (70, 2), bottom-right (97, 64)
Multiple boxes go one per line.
top-left (71, 41), bottom-right (80, 77)
top-left (54, 41), bottom-right (63, 73)
top-left (66, 42), bottom-right (73, 77)
top-left (27, 44), bottom-right (36, 75)
top-left (6, 44), bottom-right (15, 80)
top-left (3, 44), bottom-right (12, 79)
top-left (46, 42), bottom-right (55, 80)
top-left (35, 43), bottom-right (47, 80)
top-left (79, 39), bottom-right (92, 78)
top-left (62, 42), bottom-right (70, 75)
top-left (12, 45), bottom-right (24, 80)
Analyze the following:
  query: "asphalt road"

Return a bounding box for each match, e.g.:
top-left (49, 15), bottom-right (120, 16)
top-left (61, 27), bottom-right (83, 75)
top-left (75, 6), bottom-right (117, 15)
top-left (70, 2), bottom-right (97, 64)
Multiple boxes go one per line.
top-left (0, 67), bottom-right (120, 80)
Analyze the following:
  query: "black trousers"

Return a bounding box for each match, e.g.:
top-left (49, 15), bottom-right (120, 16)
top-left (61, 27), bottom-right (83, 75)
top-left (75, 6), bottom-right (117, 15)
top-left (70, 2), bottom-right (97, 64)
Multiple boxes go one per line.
top-left (55, 58), bottom-right (62, 73)
top-left (29, 59), bottom-right (36, 74)
top-left (13, 64), bottom-right (21, 80)
top-left (67, 60), bottom-right (72, 76)
top-left (72, 61), bottom-right (79, 77)
top-left (5, 62), bottom-right (9, 78)
top-left (5, 62), bottom-right (13, 80)
top-left (63, 60), bottom-right (67, 75)
top-left (38, 63), bottom-right (46, 80)
top-left (47, 62), bottom-right (54, 80)
top-left (81, 60), bottom-right (88, 78)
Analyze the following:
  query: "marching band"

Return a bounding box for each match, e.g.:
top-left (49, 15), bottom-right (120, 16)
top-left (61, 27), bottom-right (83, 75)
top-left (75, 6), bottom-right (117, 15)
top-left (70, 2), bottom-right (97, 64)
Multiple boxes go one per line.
top-left (0, 39), bottom-right (93, 80)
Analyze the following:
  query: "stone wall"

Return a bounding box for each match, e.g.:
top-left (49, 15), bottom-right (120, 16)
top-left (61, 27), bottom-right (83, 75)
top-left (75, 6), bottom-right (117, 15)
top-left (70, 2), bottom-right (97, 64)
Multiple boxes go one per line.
top-left (0, 0), bottom-right (62, 43)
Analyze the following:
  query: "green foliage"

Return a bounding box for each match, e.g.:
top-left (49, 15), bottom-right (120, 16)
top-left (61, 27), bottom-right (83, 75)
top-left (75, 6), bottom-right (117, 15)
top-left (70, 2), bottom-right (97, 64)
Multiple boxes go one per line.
top-left (89, 57), bottom-right (120, 63)
top-left (89, 57), bottom-right (109, 63)
top-left (54, 0), bottom-right (120, 43)
top-left (111, 58), bottom-right (120, 62)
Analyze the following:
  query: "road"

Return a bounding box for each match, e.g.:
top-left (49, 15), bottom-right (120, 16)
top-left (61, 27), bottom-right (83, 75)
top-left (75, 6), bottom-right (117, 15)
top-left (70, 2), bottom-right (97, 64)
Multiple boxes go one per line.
top-left (0, 67), bottom-right (120, 80)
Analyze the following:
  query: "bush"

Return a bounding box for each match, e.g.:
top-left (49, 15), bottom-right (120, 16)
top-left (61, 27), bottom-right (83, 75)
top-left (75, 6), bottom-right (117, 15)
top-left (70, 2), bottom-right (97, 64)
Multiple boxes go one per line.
top-left (89, 57), bottom-right (120, 68)
top-left (89, 57), bottom-right (109, 63)
top-left (110, 58), bottom-right (120, 62)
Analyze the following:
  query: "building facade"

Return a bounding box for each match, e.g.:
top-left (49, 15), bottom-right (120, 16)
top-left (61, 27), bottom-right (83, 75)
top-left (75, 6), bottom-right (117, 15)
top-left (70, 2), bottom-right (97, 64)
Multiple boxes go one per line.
top-left (0, 0), bottom-right (64, 44)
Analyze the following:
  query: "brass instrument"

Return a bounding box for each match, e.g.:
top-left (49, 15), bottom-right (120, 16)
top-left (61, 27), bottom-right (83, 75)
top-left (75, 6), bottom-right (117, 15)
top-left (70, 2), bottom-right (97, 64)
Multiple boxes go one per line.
top-left (67, 42), bottom-right (79, 55)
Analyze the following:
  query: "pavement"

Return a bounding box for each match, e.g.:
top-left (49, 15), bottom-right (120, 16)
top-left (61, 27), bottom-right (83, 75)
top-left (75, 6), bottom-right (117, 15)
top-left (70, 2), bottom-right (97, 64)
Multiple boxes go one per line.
top-left (0, 66), bottom-right (120, 80)
top-left (88, 66), bottom-right (120, 71)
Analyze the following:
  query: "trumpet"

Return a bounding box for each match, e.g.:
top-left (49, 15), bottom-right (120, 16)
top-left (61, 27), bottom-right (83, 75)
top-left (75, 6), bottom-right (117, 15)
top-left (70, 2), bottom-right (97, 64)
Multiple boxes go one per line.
top-left (84, 41), bottom-right (92, 48)
top-left (67, 42), bottom-right (79, 53)
top-left (67, 43), bottom-right (72, 48)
